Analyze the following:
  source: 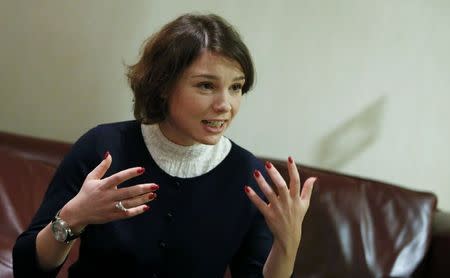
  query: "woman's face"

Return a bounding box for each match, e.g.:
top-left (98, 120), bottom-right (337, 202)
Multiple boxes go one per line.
top-left (159, 51), bottom-right (245, 146)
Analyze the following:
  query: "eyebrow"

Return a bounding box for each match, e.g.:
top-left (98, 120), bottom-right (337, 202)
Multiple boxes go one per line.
top-left (190, 74), bottom-right (245, 82)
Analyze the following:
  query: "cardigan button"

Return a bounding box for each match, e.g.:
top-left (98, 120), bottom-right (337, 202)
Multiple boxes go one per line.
top-left (159, 240), bottom-right (167, 249)
top-left (166, 211), bottom-right (174, 222)
top-left (174, 181), bottom-right (181, 190)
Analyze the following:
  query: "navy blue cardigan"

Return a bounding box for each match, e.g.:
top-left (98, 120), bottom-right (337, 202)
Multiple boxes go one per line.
top-left (13, 121), bottom-right (272, 277)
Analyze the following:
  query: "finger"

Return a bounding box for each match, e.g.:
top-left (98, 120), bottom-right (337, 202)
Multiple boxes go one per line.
top-left (264, 161), bottom-right (290, 201)
top-left (102, 166), bottom-right (146, 188)
top-left (253, 170), bottom-right (278, 204)
top-left (117, 204), bottom-right (151, 218)
top-left (121, 192), bottom-right (157, 208)
top-left (287, 156), bottom-right (301, 197)
top-left (244, 186), bottom-right (269, 217)
top-left (300, 177), bottom-right (316, 206)
top-left (87, 151), bottom-right (112, 180)
top-left (114, 183), bottom-right (159, 200)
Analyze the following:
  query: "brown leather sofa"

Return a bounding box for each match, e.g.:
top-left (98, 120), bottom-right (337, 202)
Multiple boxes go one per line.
top-left (1, 130), bottom-right (449, 277)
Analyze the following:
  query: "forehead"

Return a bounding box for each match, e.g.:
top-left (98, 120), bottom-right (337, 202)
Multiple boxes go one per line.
top-left (182, 51), bottom-right (244, 78)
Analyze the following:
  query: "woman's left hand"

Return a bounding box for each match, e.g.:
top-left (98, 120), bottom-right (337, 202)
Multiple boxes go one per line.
top-left (245, 157), bottom-right (316, 256)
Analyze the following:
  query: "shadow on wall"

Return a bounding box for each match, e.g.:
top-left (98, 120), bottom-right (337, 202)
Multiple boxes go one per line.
top-left (315, 96), bottom-right (386, 170)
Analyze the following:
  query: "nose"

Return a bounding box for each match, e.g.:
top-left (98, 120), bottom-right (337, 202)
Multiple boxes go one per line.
top-left (213, 92), bottom-right (232, 113)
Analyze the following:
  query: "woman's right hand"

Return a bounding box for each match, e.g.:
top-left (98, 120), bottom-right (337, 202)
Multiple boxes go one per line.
top-left (59, 152), bottom-right (158, 232)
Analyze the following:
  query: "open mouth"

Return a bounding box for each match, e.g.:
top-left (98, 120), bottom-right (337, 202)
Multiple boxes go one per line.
top-left (202, 120), bottom-right (225, 128)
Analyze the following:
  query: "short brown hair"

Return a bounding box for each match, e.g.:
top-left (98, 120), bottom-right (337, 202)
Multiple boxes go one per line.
top-left (127, 13), bottom-right (255, 124)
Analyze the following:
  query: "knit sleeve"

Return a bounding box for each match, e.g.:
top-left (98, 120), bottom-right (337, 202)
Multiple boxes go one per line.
top-left (229, 207), bottom-right (273, 278)
top-left (229, 157), bottom-right (273, 278)
top-left (12, 127), bottom-right (101, 277)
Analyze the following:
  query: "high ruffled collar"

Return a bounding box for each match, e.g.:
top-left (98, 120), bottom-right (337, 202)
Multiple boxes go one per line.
top-left (140, 123), bottom-right (231, 178)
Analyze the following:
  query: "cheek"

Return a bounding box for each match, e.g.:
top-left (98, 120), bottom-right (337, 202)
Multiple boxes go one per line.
top-left (231, 97), bottom-right (242, 115)
top-left (166, 98), bottom-right (186, 123)
top-left (167, 92), bottom-right (188, 113)
top-left (169, 95), bottom-right (208, 119)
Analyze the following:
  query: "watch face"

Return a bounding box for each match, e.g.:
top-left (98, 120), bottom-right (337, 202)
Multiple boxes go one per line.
top-left (52, 220), bottom-right (68, 242)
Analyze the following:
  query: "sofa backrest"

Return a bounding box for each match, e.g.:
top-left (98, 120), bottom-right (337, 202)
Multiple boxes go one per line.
top-left (268, 159), bottom-right (437, 277)
top-left (0, 131), bottom-right (76, 278)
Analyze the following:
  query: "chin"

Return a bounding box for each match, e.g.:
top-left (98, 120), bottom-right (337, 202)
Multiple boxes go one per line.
top-left (197, 135), bottom-right (222, 145)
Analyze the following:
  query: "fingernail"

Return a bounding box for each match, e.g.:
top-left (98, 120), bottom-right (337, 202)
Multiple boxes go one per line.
top-left (103, 151), bottom-right (110, 160)
top-left (137, 167), bottom-right (145, 174)
top-left (288, 156), bottom-right (293, 164)
top-left (150, 184), bottom-right (159, 190)
top-left (143, 205), bottom-right (150, 212)
top-left (244, 186), bottom-right (251, 193)
top-left (149, 193), bottom-right (157, 199)
top-left (265, 161), bottom-right (272, 169)
top-left (253, 170), bottom-right (261, 178)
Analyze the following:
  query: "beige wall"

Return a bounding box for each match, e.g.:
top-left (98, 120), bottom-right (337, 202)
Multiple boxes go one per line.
top-left (1, 0), bottom-right (449, 210)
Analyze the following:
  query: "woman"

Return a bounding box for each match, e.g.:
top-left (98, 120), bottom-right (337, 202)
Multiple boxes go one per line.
top-left (13, 13), bottom-right (315, 277)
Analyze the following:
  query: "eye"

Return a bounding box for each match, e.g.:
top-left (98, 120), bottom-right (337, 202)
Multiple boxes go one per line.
top-left (230, 83), bottom-right (243, 93)
top-left (197, 82), bottom-right (214, 91)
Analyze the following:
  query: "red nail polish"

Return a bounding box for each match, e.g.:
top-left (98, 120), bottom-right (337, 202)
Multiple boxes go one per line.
top-left (265, 161), bottom-right (272, 169)
top-left (150, 184), bottom-right (159, 190)
top-left (137, 167), bottom-right (145, 174)
top-left (103, 151), bottom-right (109, 160)
top-left (288, 156), bottom-right (293, 164)
top-left (244, 186), bottom-right (250, 193)
top-left (143, 205), bottom-right (150, 212)
top-left (253, 170), bottom-right (261, 178)
top-left (149, 193), bottom-right (157, 199)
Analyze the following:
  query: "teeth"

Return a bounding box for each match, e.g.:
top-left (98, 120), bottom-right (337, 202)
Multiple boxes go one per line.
top-left (204, 120), bottom-right (224, 127)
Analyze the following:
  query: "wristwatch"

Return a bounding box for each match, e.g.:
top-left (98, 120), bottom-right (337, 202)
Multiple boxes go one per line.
top-left (51, 209), bottom-right (84, 244)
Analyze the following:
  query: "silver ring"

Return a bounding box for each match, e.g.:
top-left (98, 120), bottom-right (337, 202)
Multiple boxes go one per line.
top-left (115, 201), bottom-right (127, 211)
